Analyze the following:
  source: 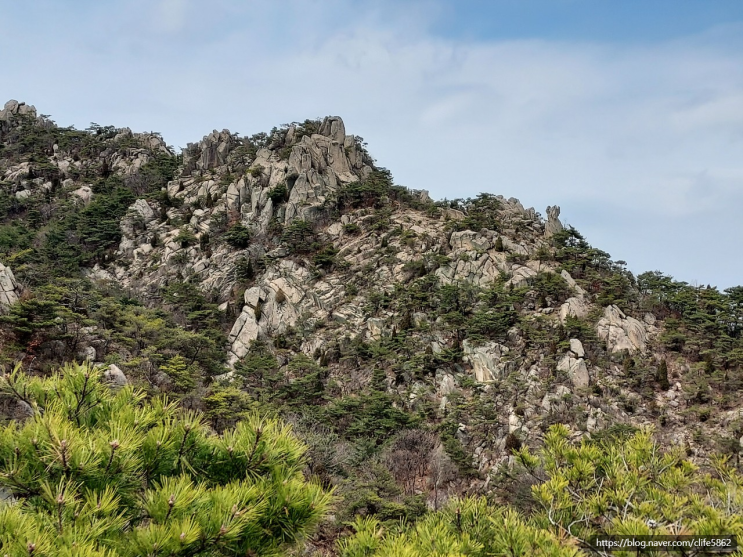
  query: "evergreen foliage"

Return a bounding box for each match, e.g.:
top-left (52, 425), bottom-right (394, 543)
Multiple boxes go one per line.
top-left (222, 223), bottom-right (251, 248)
top-left (0, 363), bottom-right (331, 556)
top-left (341, 426), bottom-right (743, 556)
top-left (339, 497), bottom-right (578, 557)
top-left (517, 424), bottom-right (743, 544)
top-left (267, 183), bottom-right (289, 205)
top-left (447, 193), bottom-right (502, 232)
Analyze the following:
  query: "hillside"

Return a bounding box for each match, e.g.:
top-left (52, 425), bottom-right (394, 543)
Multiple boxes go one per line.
top-left (1, 98), bottom-right (743, 550)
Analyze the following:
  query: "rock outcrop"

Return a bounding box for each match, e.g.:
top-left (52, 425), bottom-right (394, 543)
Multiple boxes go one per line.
top-left (103, 364), bottom-right (129, 388)
top-left (0, 99), bottom-right (36, 121)
top-left (544, 205), bottom-right (564, 237)
top-left (557, 339), bottom-right (590, 388)
top-left (462, 340), bottom-right (512, 382)
top-left (596, 305), bottom-right (648, 353)
top-left (228, 261), bottom-right (310, 364)
top-left (2, 100), bottom-right (735, 482)
top-left (559, 296), bottom-right (589, 323)
top-left (0, 263), bottom-right (19, 311)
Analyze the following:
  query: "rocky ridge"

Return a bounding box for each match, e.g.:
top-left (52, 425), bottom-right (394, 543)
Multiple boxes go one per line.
top-left (1, 101), bottom-right (741, 487)
top-left (100, 115), bottom-right (683, 475)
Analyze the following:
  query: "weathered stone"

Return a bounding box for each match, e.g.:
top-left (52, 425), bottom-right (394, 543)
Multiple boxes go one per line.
top-left (463, 340), bottom-right (510, 382)
top-left (0, 262), bottom-right (19, 311)
top-left (366, 318), bottom-right (387, 341)
top-left (3, 399), bottom-right (35, 421)
top-left (508, 412), bottom-right (523, 433)
top-left (72, 185), bottom-right (93, 204)
top-left (596, 305), bottom-right (647, 353)
top-left (104, 364), bottom-right (129, 388)
top-left (318, 116), bottom-right (346, 143)
top-left (560, 270), bottom-right (586, 295)
top-left (569, 338), bottom-right (585, 358)
top-left (0, 99), bottom-right (36, 121)
top-left (559, 296), bottom-right (589, 323)
top-left (450, 230), bottom-right (492, 251)
top-left (505, 265), bottom-right (538, 289)
top-left (80, 346), bottom-right (97, 362)
top-left (557, 353), bottom-right (590, 388)
top-left (541, 385), bottom-right (571, 412)
top-left (544, 205), bottom-right (564, 237)
top-left (183, 129), bottom-right (236, 172)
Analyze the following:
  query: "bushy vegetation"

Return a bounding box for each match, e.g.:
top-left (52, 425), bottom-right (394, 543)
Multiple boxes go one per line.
top-left (0, 112), bottom-right (177, 285)
top-left (221, 222), bottom-right (251, 248)
top-left (443, 193), bottom-right (503, 232)
top-left (4, 105), bottom-right (743, 556)
top-left (0, 363), bottom-right (331, 556)
top-left (340, 425), bottom-right (743, 556)
top-left (0, 278), bottom-right (227, 382)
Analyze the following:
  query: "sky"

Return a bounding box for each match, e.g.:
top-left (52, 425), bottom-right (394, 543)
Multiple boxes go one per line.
top-left (1, 0), bottom-right (742, 288)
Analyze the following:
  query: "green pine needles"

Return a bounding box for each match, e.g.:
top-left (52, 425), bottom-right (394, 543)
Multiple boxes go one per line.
top-left (0, 363), bottom-right (332, 556)
top-left (338, 424), bottom-right (743, 557)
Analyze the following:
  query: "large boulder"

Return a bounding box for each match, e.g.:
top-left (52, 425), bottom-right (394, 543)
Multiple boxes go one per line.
top-left (596, 305), bottom-right (648, 353)
top-left (557, 353), bottom-right (590, 388)
top-left (0, 262), bottom-right (19, 311)
top-left (559, 296), bottom-right (589, 323)
top-left (227, 262), bottom-right (309, 365)
top-left (183, 129), bottom-right (236, 173)
top-left (0, 99), bottom-right (37, 121)
top-left (449, 230), bottom-right (492, 251)
top-left (463, 340), bottom-right (512, 382)
top-left (103, 364), bottom-right (129, 388)
top-left (569, 338), bottom-right (585, 358)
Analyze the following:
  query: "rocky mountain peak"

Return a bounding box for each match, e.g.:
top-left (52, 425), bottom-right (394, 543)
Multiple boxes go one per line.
top-left (1, 102), bottom-right (742, 513)
top-left (0, 99), bottom-right (37, 121)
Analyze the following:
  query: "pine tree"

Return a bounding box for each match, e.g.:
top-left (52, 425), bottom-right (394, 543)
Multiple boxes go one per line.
top-left (656, 359), bottom-right (670, 390)
top-left (0, 362), bottom-right (331, 556)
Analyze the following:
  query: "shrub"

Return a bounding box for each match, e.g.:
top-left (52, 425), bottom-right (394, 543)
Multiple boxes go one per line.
top-left (339, 497), bottom-right (576, 557)
top-left (343, 222), bottom-right (361, 235)
top-left (267, 183), bottom-right (288, 204)
top-left (516, 424), bottom-right (743, 541)
top-left (234, 257), bottom-right (255, 282)
top-left (449, 193), bottom-right (502, 232)
top-left (657, 359), bottom-right (670, 390)
top-left (222, 223), bottom-right (251, 248)
top-left (337, 169), bottom-right (394, 210)
top-left (174, 227), bottom-right (197, 248)
top-left (313, 245), bottom-right (339, 269)
top-left (248, 165), bottom-right (263, 178)
top-left (494, 235), bottom-right (504, 252)
top-left (531, 272), bottom-right (570, 303)
top-left (282, 220), bottom-right (316, 254)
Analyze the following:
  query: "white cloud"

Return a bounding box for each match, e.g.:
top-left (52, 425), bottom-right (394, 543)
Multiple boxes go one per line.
top-left (155, 0), bottom-right (190, 33)
top-left (1, 2), bottom-right (741, 286)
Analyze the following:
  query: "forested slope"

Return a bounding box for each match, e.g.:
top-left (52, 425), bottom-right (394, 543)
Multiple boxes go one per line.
top-left (1, 99), bottom-right (742, 555)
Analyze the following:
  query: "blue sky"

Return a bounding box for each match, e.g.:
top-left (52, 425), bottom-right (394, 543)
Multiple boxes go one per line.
top-left (1, 0), bottom-right (742, 288)
top-left (434, 0), bottom-right (743, 42)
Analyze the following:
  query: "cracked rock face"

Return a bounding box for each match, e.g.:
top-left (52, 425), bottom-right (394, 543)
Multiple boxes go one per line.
top-left (557, 352), bottom-right (590, 388)
top-left (596, 305), bottom-right (648, 353)
top-left (6, 100), bottom-right (740, 479)
top-left (559, 296), bottom-right (589, 323)
top-left (544, 205), bottom-right (564, 237)
top-left (0, 263), bottom-right (19, 311)
top-left (463, 340), bottom-right (512, 382)
top-left (227, 261), bottom-right (310, 364)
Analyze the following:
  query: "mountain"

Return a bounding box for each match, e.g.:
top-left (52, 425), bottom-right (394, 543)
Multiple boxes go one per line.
top-left (1, 98), bottom-right (743, 548)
